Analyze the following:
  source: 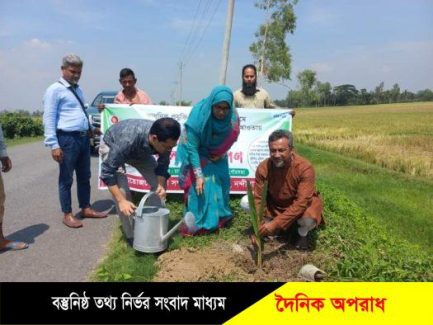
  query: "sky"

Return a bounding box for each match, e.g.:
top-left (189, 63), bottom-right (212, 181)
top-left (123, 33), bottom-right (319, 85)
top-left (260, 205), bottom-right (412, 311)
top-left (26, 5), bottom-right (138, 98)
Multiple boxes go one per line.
top-left (1, 0), bottom-right (432, 111)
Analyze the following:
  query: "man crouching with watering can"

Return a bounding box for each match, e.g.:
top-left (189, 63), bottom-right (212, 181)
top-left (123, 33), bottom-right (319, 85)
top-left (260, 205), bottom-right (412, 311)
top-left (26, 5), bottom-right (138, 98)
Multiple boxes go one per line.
top-left (99, 118), bottom-right (181, 244)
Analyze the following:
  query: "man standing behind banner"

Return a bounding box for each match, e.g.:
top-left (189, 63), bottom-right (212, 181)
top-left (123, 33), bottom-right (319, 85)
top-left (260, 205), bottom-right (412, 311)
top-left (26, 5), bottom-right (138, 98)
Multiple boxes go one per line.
top-left (99, 118), bottom-right (180, 242)
top-left (114, 68), bottom-right (153, 105)
top-left (251, 130), bottom-right (323, 250)
top-left (43, 54), bottom-right (107, 229)
top-left (98, 68), bottom-right (153, 111)
top-left (234, 64), bottom-right (277, 109)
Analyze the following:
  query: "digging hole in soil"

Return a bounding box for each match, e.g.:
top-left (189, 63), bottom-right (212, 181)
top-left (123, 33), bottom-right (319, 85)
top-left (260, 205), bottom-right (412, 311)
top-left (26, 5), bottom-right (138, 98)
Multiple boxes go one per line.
top-left (154, 237), bottom-right (323, 282)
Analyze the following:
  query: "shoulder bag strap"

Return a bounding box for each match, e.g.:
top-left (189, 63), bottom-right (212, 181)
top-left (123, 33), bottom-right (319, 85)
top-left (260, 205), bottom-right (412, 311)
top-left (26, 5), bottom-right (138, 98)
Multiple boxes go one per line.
top-left (58, 81), bottom-right (92, 131)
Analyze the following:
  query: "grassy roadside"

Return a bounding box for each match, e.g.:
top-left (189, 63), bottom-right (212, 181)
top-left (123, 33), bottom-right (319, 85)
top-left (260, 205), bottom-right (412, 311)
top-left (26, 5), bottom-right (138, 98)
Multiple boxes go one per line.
top-left (315, 182), bottom-right (432, 281)
top-left (299, 144), bottom-right (433, 281)
top-left (4, 136), bottom-right (43, 147)
top-left (90, 194), bottom-right (250, 282)
top-left (91, 226), bottom-right (159, 281)
top-left (297, 143), bottom-right (433, 249)
top-left (91, 143), bottom-right (433, 282)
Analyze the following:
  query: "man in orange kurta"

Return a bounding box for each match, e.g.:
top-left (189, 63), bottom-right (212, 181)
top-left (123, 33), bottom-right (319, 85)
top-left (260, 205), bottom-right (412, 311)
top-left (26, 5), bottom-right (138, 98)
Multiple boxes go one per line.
top-left (253, 130), bottom-right (323, 250)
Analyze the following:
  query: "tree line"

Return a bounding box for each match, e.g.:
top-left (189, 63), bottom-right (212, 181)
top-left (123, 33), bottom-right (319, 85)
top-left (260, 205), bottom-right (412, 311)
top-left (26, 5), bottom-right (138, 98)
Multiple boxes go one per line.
top-left (275, 69), bottom-right (433, 108)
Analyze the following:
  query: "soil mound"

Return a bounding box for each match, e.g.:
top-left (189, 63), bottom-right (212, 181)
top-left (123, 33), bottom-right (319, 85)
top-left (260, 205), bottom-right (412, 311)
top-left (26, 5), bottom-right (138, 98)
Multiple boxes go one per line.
top-left (154, 238), bottom-right (320, 282)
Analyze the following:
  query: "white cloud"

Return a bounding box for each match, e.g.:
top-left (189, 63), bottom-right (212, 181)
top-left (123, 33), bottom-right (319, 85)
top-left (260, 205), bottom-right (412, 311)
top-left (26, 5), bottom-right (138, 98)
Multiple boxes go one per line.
top-left (136, 0), bottom-right (158, 7)
top-left (0, 27), bottom-right (12, 38)
top-left (310, 62), bottom-right (333, 73)
top-left (380, 65), bottom-right (391, 73)
top-left (0, 38), bottom-right (77, 111)
top-left (304, 4), bottom-right (338, 26)
top-left (24, 38), bottom-right (51, 49)
top-left (0, 51), bottom-right (6, 69)
top-left (388, 40), bottom-right (433, 54)
top-left (47, 0), bottom-right (109, 28)
top-left (170, 18), bottom-right (201, 32)
top-left (258, 40), bottom-right (433, 100)
top-left (309, 41), bottom-right (433, 91)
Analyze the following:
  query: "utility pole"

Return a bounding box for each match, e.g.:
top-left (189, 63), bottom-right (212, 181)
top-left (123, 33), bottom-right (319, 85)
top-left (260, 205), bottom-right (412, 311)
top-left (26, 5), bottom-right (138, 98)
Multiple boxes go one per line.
top-left (258, 21), bottom-right (269, 86)
top-left (178, 61), bottom-right (184, 105)
top-left (258, 0), bottom-right (271, 86)
top-left (170, 88), bottom-right (175, 106)
top-left (219, 0), bottom-right (235, 85)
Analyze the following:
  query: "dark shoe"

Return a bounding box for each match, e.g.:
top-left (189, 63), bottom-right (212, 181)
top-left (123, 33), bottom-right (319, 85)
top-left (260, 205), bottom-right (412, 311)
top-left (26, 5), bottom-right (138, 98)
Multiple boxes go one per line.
top-left (295, 236), bottom-right (310, 251)
top-left (63, 215), bottom-right (83, 228)
top-left (0, 240), bottom-right (29, 252)
top-left (81, 208), bottom-right (107, 219)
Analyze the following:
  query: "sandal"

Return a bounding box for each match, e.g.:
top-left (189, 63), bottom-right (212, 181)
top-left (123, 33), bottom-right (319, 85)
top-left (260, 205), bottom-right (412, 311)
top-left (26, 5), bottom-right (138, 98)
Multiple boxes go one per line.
top-left (179, 224), bottom-right (210, 237)
top-left (179, 224), bottom-right (194, 237)
top-left (218, 217), bottom-right (232, 229)
top-left (0, 240), bottom-right (29, 252)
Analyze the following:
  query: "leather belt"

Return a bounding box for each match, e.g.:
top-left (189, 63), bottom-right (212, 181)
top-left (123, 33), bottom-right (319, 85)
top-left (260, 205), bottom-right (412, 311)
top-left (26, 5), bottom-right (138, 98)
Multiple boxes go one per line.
top-left (57, 129), bottom-right (88, 137)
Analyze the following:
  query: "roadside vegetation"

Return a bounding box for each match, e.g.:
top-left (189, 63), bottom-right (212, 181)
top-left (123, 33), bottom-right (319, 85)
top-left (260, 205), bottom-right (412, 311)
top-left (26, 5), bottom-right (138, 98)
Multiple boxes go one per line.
top-left (92, 102), bottom-right (433, 282)
top-left (0, 112), bottom-right (44, 140)
top-left (3, 136), bottom-right (43, 147)
top-left (0, 112), bottom-right (44, 147)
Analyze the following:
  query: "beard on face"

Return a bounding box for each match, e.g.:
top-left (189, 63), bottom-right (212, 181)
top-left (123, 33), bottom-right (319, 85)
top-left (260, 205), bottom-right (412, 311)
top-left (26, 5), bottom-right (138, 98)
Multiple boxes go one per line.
top-left (242, 81), bottom-right (257, 96)
top-left (272, 159), bottom-right (285, 168)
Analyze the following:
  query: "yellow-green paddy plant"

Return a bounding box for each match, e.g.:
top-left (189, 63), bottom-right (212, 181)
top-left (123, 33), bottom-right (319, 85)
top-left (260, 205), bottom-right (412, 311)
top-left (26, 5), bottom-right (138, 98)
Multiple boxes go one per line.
top-left (247, 180), bottom-right (268, 269)
top-left (294, 102), bottom-right (433, 178)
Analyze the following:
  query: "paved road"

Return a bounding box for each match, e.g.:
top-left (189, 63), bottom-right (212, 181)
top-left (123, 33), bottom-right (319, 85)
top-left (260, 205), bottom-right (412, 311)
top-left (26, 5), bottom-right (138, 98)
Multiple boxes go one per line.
top-left (0, 141), bottom-right (116, 281)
